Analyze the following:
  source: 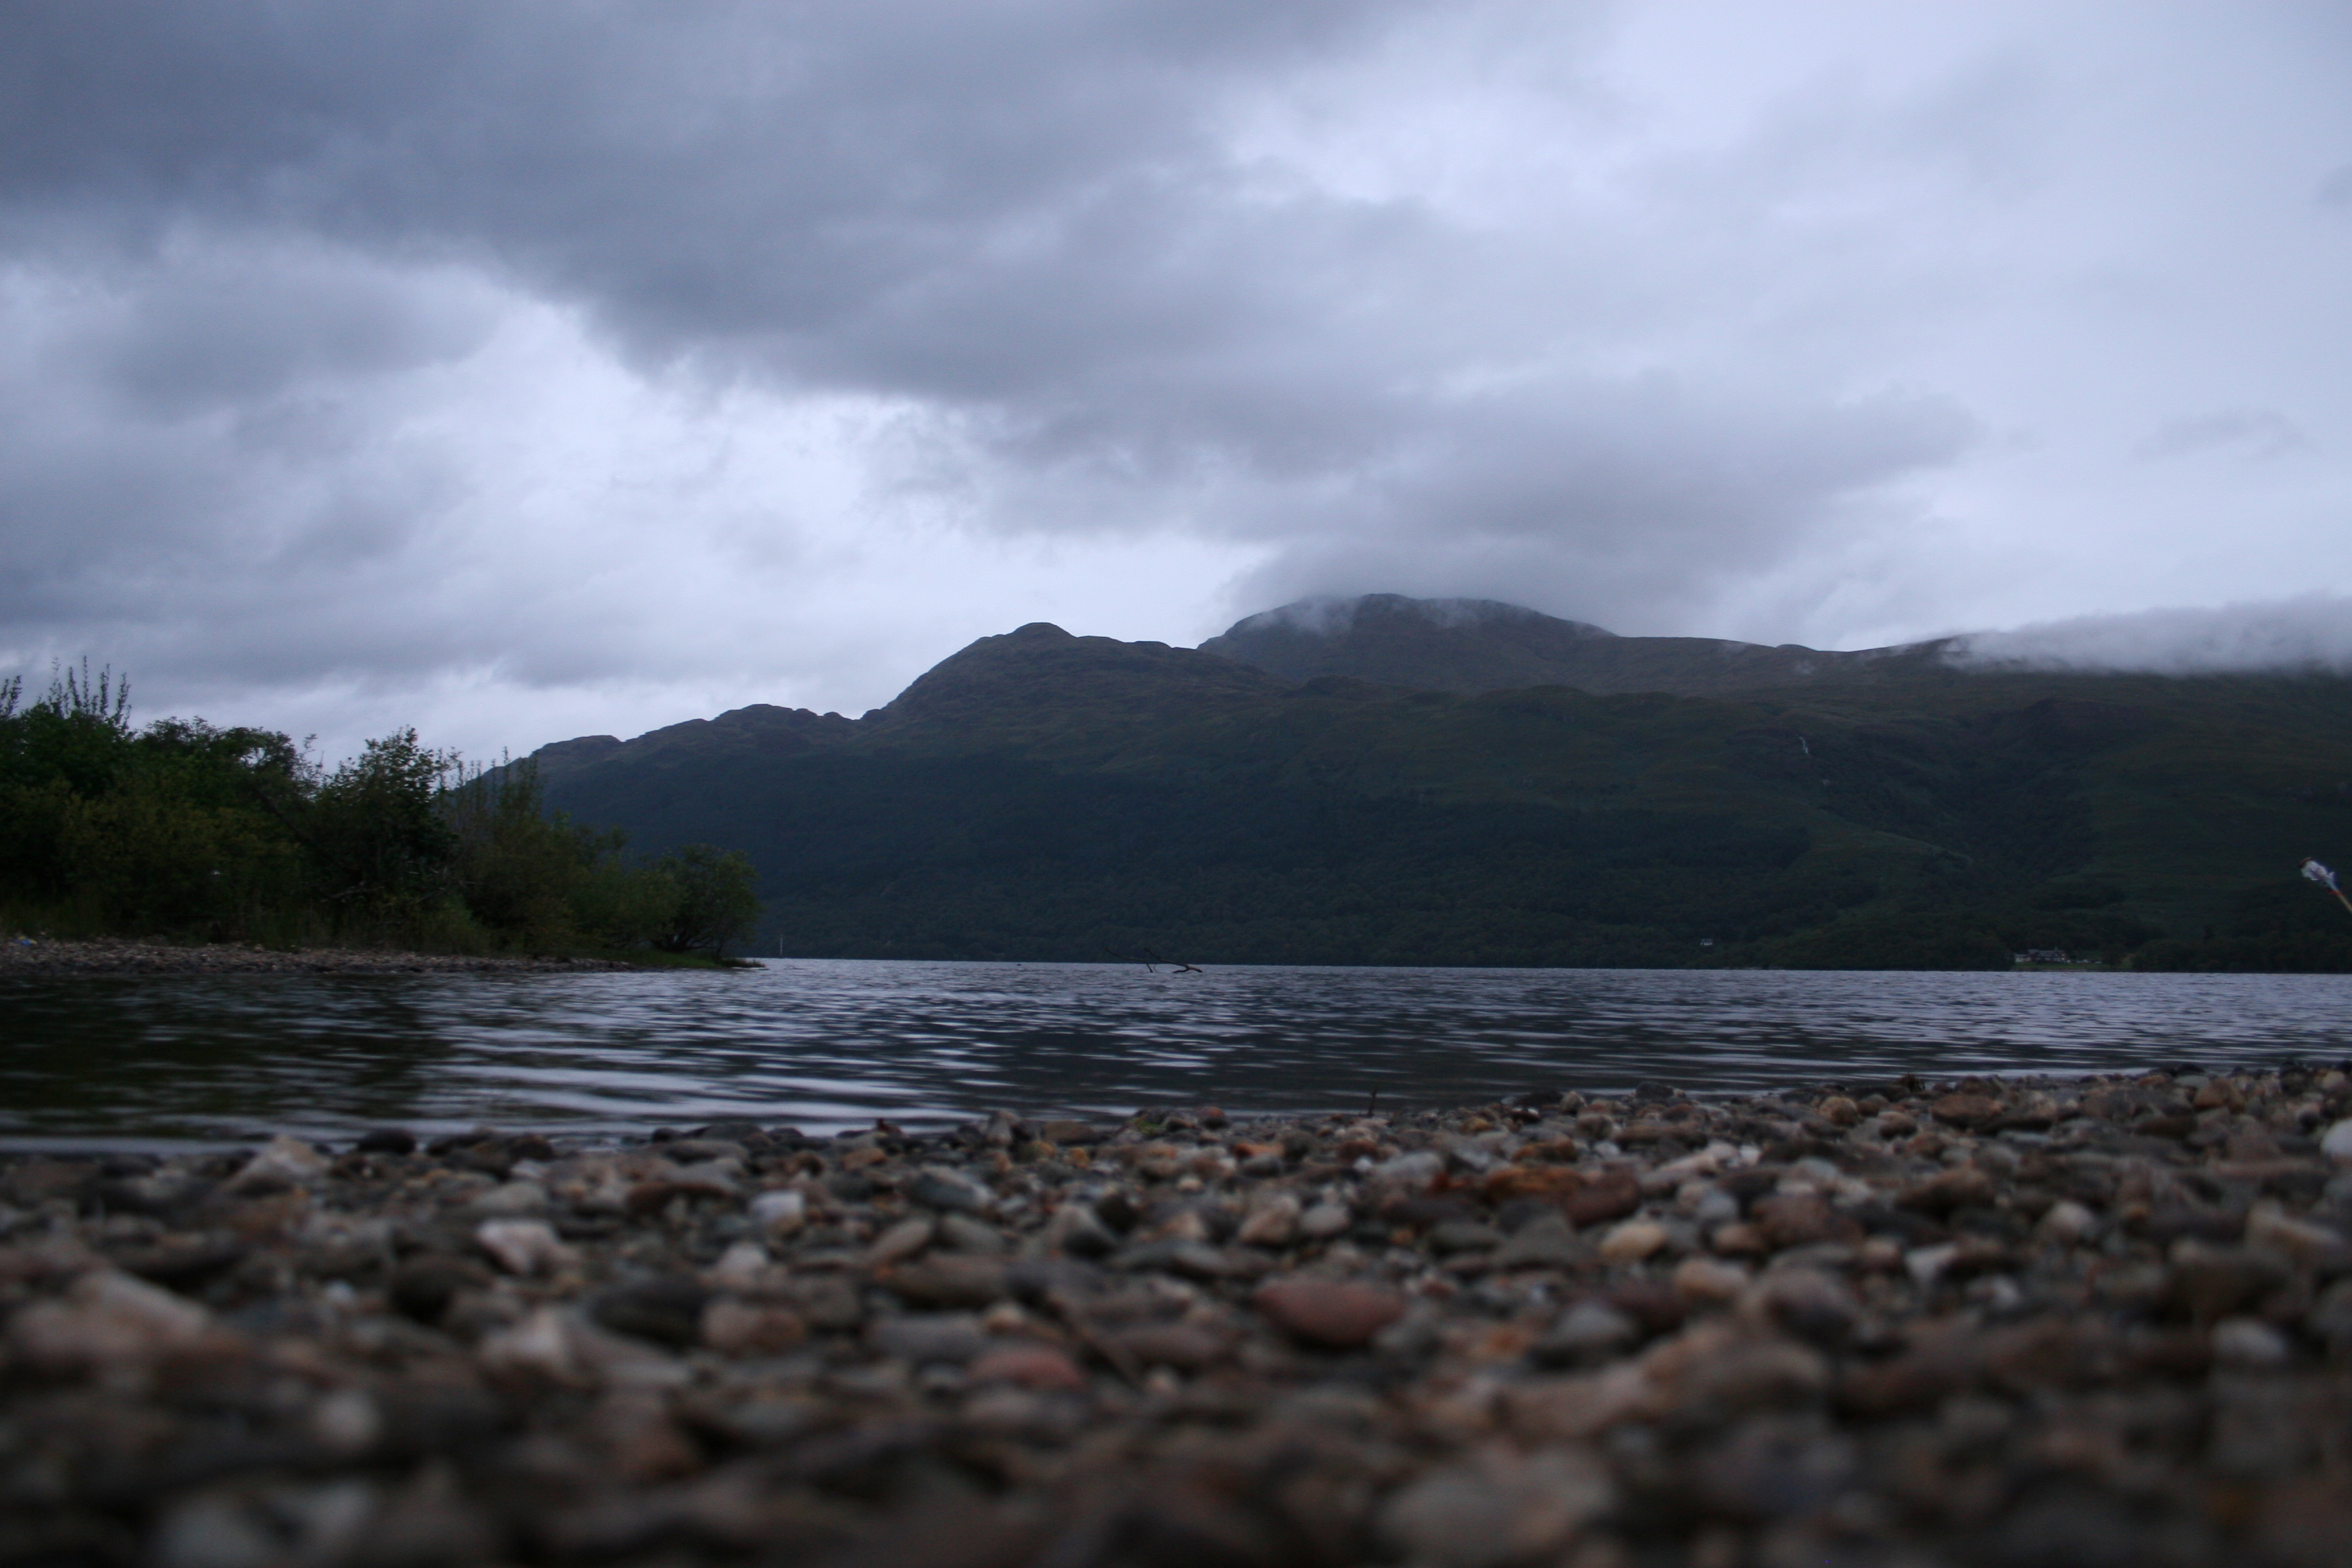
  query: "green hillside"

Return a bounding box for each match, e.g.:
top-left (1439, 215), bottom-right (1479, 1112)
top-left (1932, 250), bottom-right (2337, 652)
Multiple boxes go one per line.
top-left (531, 615), bottom-right (2352, 970)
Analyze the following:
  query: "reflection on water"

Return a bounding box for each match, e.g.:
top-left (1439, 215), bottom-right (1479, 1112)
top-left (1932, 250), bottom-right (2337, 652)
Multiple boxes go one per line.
top-left (5, 959), bottom-right (2351, 1148)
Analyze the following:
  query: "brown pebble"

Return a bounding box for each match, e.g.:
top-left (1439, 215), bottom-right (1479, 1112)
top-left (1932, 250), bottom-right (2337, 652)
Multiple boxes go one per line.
top-left (1108, 1320), bottom-right (1233, 1371)
top-left (1750, 1191), bottom-right (1857, 1250)
top-left (1673, 1256), bottom-right (1751, 1306)
top-left (968, 1343), bottom-right (1088, 1391)
top-left (2167, 1243), bottom-right (2292, 1323)
top-left (1597, 1220), bottom-right (1667, 1263)
top-left (881, 1254), bottom-right (1012, 1308)
top-left (1254, 1276), bottom-right (1408, 1348)
top-left (701, 1297), bottom-right (808, 1355)
top-left (8, 1270), bottom-right (220, 1373)
top-left (1898, 1165), bottom-right (1995, 1216)
top-left (1561, 1169), bottom-right (1642, 1227)
top-left (1930, 1092), bottom-right (2002, 1128)
top-left (1378, 1448), bottom-right (1615, 1567)
top-left (1483, 1164), bottom-right (1587, 1206)
top-left (867, 1215), bottom-right (935, 1267)
top-left (1675, 1337), bottom-right (1830, 1414)
top-left (1710, 1222), bottom-right (1768, 1258)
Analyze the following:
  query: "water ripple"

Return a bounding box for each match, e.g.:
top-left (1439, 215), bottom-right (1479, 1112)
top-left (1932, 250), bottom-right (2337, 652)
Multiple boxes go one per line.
top-left (3, 959), bottom-right (2350, 1149)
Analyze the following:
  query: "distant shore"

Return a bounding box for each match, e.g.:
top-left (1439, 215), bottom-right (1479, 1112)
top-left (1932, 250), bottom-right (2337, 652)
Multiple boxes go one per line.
top-left (0, 936), bottom-right (637, 977)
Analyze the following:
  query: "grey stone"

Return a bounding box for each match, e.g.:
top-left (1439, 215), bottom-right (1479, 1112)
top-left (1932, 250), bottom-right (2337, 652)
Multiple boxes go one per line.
top-left (1377, 1449), bottom-right (1614, 1568)
top-left (908, 1166), bottom-right (995, 1215)
top-left (1426, 1218), bottom-right (1502, 1255)
top-left (1530, 1300), bottom-right (1641, 1367)
top-left (1494, 1214), bottom-right (1584, 1270)
top-left (936, 1213), bottom-right (1008, 1253)
top-left (869, 1312), bottom-right (990, 1365)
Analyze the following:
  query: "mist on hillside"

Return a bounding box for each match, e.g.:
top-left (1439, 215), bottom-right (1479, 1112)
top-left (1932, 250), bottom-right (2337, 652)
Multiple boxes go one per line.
top-left (1952, 596), bottom-right (2352, 676)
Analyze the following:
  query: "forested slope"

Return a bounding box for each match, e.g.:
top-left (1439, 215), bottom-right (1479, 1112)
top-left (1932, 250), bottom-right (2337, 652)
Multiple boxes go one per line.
top-left (533, 614), bottom-right (2352, 969)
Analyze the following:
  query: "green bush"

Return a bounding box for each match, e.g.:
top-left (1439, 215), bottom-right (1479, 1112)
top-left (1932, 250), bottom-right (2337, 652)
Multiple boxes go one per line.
top-left (648, 844), bottom-right (761, 957)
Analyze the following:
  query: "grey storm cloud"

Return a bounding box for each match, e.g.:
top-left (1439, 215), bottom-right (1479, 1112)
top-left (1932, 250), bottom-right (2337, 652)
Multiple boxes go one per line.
top-left (0, 0), bottom-right (1400, 369)
top-left (1, 1), bottom-right (2346, 757)
top-left (0, 5), bottom-right (1970, 545)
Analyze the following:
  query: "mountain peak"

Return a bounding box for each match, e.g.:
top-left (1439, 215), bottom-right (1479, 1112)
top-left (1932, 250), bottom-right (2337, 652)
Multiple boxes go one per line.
top-left (1200, 593), bottom-right (1624, 693)
top-left (866, 619), bottom-right (1287, 750)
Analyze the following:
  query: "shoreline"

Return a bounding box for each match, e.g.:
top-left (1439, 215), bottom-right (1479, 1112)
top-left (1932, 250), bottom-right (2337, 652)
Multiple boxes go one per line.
top-left (12, 939), bottom-right (2351, 980)
top-left (5, 1071), bottom-right (2351, 1566)
top-left (0, 936), bottom-right (642, 977)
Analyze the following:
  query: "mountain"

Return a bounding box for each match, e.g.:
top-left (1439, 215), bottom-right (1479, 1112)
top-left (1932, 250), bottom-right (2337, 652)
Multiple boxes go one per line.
top-left (526, 602), bottom-right (2352, 971)
top-left (1197, 593), bottom-right (1956, 697)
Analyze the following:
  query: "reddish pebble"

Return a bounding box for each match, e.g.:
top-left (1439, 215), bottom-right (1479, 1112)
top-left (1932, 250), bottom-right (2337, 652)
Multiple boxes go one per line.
top-left (1561, 1169), bottom-right (1640, 1228)
top-left (1483, 1164), bottom-right (1585, 1205)
top-left (1253, 1277), bottom-right (1407, 1349)
top-left (967, 1343), bottom-right (1088, 1391)
top-left (1930, 1092), bottom-right (2001, 1128)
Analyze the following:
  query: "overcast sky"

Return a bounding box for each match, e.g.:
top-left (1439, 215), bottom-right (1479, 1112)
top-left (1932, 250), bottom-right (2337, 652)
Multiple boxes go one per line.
top-left (3, 1), bottom-right (2347, 761)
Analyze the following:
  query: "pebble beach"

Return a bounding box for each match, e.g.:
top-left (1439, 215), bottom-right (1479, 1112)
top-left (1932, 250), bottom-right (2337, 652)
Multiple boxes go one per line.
top-left (6, 1069), bottom-right (2352, 1567)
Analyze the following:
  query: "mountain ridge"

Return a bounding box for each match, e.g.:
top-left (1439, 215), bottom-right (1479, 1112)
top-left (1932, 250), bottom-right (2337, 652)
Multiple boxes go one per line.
top-left (518, 595), bottom-right (2352, 970)
top-left (534, 594), bottom-right (1971, 784)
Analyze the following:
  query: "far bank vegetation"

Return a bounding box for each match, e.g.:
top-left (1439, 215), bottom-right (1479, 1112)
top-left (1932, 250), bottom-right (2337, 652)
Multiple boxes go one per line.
top-left (0, 664), bottom-right (761, 961)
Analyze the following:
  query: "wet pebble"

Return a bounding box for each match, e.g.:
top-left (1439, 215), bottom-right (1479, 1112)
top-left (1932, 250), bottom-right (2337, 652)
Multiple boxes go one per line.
top-left (6, 1063), bottom-right (2351, 1568)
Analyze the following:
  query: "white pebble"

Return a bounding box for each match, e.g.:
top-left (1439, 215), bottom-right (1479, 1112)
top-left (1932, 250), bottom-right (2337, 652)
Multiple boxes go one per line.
top-left (1299, 1202), bottom-right (1353, 1240)
top-left (226, 1134), bottom-right (330, 1193)
top-left (309, 1387), bottom-right (382, 1453)
top-left (474, 1218), bottom-right (573, 1276)
top-left (749, 1188), bottom-right (807, 1233)
top-left (2211, 1316), bottom-right (2291, 1368)
top-left (707, 1240), bottom-right (772, 1288)
top-left (2321, 1118), bottom-right (2352, 1165)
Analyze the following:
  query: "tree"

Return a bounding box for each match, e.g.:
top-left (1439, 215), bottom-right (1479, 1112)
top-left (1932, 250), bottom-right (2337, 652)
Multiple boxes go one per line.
top-left (303, 729), bottom-right (458, 926)
top-left (0, 663), bottom-right (140, 901)
top-left (650, 843), bottom-right (761, 957)
top-left (440, 758), bottom-right (687, 950)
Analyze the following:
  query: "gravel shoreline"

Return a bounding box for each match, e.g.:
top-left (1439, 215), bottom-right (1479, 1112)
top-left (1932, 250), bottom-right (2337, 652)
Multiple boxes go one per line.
top-left (6, 1069), bottom-right (2352, 1567)
top-left (0, 938), bottom-right (636, 977)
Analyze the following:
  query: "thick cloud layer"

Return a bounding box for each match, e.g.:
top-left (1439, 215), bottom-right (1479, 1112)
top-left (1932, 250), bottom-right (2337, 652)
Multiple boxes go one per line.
top-left (1, 2), bottom-right (2347, 757)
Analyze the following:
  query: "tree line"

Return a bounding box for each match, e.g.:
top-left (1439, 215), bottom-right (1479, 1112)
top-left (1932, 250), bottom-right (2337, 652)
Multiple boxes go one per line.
top-left (0, 664), bottom-right (760, 959)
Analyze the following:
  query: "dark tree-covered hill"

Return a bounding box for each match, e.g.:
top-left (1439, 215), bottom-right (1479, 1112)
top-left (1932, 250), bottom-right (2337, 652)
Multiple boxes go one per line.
top-left (530, 601), bottom-right (2352, 970)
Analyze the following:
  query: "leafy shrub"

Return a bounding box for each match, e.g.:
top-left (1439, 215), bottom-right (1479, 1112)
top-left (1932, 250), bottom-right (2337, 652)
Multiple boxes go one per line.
top-left (647, 844), bottom-right (761, 957)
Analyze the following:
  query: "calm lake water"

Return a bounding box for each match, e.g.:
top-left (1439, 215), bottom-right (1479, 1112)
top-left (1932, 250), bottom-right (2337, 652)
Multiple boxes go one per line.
top-left (5, 960), bottom-right (2351, 1151)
